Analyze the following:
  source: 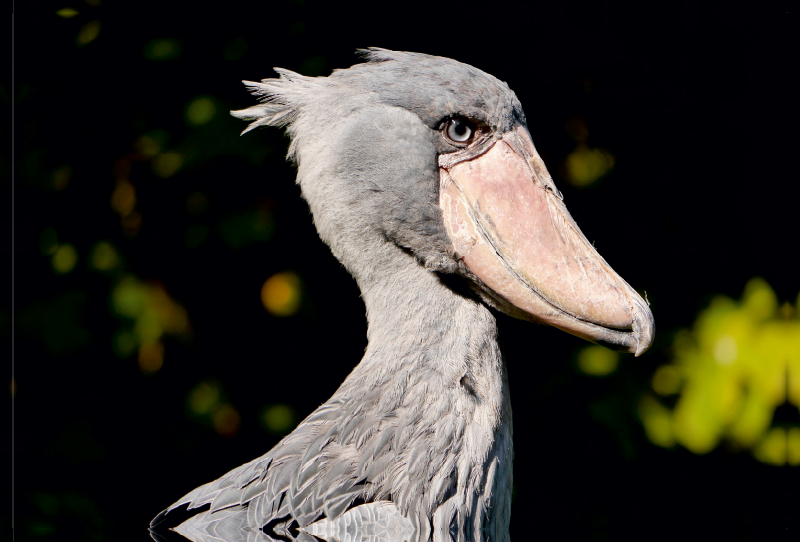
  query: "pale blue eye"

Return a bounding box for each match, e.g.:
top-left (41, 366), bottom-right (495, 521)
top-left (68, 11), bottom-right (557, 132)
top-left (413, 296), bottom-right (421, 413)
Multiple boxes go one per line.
top-left (447, 119), bottom-right (475, 143)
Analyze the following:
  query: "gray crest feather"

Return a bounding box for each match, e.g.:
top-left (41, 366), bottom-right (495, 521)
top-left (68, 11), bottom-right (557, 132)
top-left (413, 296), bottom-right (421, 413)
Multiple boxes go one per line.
top-left (230, 69), bottom-right (322, 135)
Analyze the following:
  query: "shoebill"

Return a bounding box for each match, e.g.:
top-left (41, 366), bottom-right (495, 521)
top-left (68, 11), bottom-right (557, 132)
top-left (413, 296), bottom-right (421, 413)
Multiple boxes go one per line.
top-left (150, 48), bottom-right (654, 542)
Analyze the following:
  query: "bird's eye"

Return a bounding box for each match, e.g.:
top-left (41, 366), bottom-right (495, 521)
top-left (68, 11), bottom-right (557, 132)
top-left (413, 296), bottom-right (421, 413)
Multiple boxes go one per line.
top-left (445, 118), bottom-right (477, 144)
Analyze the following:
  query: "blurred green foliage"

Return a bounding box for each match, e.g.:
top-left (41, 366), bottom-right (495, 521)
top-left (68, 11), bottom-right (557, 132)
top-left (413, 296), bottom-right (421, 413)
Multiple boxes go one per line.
top-left (186, 96), bottom-right (218, 127)
top-left (14, 3), bottom-right (796, 539)
top-left (187, 379), bottom-right (241, 437)
top-left (144, 38), bottom-right (182, 61)
top-left (640, 278), bottom-right (800, 465)
top-left (561, 117), bottom-right (614, 187)
top-left (565, 145), bottom-right (615, 187)
top-left (76, 20), bottom-right (101, 46)
top-left (55, 7), bottom-right (79, 18)
top-left (111, 275), bottom-right (191, 373)
top-left (578, 345), bottom-right (620, 376)
top-left (261, 404), bottom-right (297, 435)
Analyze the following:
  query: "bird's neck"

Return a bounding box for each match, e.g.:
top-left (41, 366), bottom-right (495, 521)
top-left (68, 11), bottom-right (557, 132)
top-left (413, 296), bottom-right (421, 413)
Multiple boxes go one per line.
top-left (308, 240), bottom-right (513, 539)
top-left (336, 240), bottom-right (508, 419)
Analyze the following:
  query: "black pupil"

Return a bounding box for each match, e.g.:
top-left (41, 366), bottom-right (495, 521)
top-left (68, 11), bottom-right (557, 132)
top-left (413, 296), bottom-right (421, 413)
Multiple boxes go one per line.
top-left (454, 122), bottom-right (468, 136)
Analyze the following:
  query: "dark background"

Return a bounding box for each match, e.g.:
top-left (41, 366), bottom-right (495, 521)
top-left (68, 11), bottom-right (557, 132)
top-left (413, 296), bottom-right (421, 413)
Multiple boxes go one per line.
top-left (11, 1), bottom-right (798, 541)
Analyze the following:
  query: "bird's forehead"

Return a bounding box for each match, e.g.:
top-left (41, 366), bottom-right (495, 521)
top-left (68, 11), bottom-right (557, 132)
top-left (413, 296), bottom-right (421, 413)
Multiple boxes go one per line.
top-left (330, 51), bottom-right (523, 131)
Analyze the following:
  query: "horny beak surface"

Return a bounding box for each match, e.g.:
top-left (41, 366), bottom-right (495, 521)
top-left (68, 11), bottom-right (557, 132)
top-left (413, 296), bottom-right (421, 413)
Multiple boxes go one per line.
top-left (439, 125), bottom-right (654, 356)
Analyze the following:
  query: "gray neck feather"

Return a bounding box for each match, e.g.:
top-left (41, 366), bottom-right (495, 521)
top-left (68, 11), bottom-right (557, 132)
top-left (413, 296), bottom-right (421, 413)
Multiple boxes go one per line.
top-left (343, 237), bottom-right (500, 398)
top-left (327, 233), bottom-right (513, 542)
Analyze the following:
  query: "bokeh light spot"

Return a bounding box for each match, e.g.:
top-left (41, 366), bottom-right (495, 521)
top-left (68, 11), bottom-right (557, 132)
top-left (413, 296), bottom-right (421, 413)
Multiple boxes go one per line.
top-left (135, 310), bottom-right (162, 345)
top-left (144, 38), bottom-right (182, 61)
top-left (188, 381), bottom-right (221, 415)
top-left (112, 277), bottom-right (146, 317)
top-left (89, 241), bottom-right (120, 272)
top-left (213, 404), bottom-right (241, 437)
top-left (138, 341), bottom-right (164, 375)
top-left (186, 381), bottom-right (241, 437)
top-left (788, 428), bottom-right (800, 466)
top-left (743, 277), bottom-right (778, 319)
top-left (672, 385), bottom-right (720, 454)
top-left (111, 276), bottom-right (190, 358)
top-left (110, 181), bottom-right (136, 216)
top-left (261, 272), bottom-right (302, 317)
top-left (152, 152), bottom-right (184, 178)
top-left (76, 20), bottom-right (101, 46)
top-left (578, 345), bottom-right (619, 376)
top-left (56, 8), bottom-right (79, 18)
top-left (261, 404), bottom-right (296, 435)
top-left (134, 135), bottom-right (161, 158)
top-left (639, 394), bottom-right (675, 448)
top-left (52, 244), bottom-right (78, 274)
top-left (652, 365), bottom-right (681, 395)
top-left (565, 146), bottom-right (615, 187)
top-left (713, 335), bottom-right (738, 365)
top-left (186, 97), bottom-right (217, 126)
top-left (52, 166), bottom-right (72, 191)
top-left (729, 392), bottom-right (772, 447)
top-left (754, 427), bottom-right (787, 466)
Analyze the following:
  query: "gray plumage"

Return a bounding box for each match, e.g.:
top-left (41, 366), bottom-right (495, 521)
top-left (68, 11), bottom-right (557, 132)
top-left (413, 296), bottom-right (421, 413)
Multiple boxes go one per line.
top-left (152, 48), bottom-right (652, 542)
top-left (302, 501), bottom-right (414, 542)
